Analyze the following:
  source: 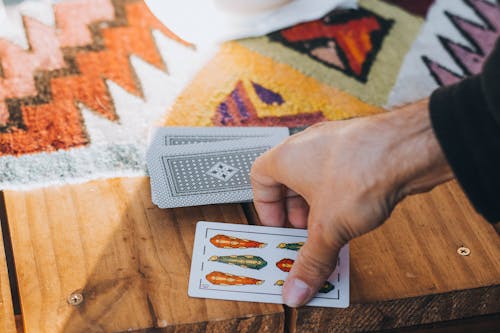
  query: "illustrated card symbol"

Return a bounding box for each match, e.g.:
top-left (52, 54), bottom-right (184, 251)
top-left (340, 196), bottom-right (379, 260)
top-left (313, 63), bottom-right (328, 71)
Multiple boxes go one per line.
top-left (277, 242), bottom-right (304, 251)
top-left (210, 234), bottom-right (267, 249)
top-left (276, 258), bottom-right (294, 272)
top-left (320, 281), bottom-right (335, 294)
top-left (274, 280), bottom-right (335, 294)
top-left (206, 271), bottom-right (264, 286)
top-left (206, 161), bottom-right (239, 182)
top-left (209, 255), bottom-right (268, 270)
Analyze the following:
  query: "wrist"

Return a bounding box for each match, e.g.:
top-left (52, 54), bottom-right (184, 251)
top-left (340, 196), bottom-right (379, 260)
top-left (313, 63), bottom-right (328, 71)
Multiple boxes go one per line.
top-left (385, 99), bottom-right (454, 198)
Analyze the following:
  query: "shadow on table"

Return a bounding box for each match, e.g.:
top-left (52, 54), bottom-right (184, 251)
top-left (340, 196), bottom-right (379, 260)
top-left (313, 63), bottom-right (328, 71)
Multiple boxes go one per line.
top-left (55, 177), bottom-right (282, 332)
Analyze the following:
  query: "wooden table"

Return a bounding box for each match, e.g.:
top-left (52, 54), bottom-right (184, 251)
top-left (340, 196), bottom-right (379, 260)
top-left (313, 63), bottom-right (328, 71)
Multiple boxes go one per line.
top-left (0, 177), bottom-right (498, 332)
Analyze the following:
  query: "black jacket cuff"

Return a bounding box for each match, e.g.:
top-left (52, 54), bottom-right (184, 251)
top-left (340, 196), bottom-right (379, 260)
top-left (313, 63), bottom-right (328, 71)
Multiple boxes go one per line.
top-left (430, 75), bottom-right (500, 223)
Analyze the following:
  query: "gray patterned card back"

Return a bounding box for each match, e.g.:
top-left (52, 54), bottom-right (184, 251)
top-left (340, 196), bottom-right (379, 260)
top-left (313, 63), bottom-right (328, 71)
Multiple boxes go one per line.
top-left (147, 135), bottom-right (287, 208)
top-left (146, 127), bottom-right (290, 204)
top-left (149, 126), bottom-right (290, 147)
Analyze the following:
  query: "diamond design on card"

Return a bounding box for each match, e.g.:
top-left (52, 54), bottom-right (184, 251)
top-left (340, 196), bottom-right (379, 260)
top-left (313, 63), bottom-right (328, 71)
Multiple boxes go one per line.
top-left (207, 162), bottom-right (239, 182)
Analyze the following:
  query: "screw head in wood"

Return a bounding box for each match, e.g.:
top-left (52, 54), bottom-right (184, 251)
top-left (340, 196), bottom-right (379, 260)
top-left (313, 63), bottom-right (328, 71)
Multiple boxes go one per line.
top-left (67, 292), bottom-right (84, 306)
top-left (457, 246), bottom-right (471, 256)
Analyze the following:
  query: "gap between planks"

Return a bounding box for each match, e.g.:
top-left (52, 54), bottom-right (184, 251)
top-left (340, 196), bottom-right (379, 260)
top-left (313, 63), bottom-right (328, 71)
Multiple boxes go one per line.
top-left (0, 191), bottom-right (22, 332)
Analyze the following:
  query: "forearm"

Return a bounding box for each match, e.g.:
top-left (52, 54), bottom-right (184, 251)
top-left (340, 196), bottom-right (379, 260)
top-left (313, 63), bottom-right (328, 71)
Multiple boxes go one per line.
top-left (387, 99), bottom-right (454, 197)
top-left (351, 99), bottom-right (454, 205)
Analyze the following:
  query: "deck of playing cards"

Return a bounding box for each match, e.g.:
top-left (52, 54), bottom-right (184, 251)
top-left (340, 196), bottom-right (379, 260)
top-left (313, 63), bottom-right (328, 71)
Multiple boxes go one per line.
top-left (146, 127), bottom-right (289, 208)
top-left (147, 127), bottom-right (350, 308)
top-left (188, 221), bottom-right (349, 308)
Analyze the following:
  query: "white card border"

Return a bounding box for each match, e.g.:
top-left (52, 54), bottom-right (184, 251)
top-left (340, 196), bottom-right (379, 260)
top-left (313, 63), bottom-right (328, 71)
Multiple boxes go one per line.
top-left (188, 221), bottom-right (349, 308)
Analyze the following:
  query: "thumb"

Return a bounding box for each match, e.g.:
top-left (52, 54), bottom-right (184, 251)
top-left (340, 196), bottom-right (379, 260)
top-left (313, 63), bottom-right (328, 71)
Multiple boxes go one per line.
top-left (282, 208), bottom-right (344, 307)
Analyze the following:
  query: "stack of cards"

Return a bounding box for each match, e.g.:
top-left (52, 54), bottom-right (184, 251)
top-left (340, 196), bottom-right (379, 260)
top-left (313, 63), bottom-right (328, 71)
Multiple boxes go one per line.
top-left (147, 128), bottom-right (351, 308)
top-left (189, 222), bottom-right (349, 308)
top-left (146, 127), bottom-right (289, 208)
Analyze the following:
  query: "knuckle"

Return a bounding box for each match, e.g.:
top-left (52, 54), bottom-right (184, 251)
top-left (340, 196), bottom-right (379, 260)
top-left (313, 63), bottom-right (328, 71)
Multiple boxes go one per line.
top-left (271, 141), bottom-right (291, 162)
top-left (309, 216), bottom-right (345, 249)
top-left (250, 152), bottom-right (272, 179)
top-left (255, 143), bottom-right (294, 180)
top-left (296, 248), bottom-right (335, 278)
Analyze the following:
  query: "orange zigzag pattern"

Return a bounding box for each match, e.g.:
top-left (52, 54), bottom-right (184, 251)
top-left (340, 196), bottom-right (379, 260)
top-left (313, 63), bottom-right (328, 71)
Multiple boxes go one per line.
top-left (0, 18), bottom-right (65, 123)
top-left (0, 0), bottom-right (116, 123)
top-left (0, 0), bottom-right (190, 155)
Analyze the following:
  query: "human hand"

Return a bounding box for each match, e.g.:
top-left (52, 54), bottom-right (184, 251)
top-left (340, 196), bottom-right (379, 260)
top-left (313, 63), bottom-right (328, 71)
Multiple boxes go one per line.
top-left (250, 100), bottom-right (453, 307)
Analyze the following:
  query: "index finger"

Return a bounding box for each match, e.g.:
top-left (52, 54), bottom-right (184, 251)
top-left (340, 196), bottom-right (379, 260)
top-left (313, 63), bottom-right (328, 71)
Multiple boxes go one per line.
top-left (250, 154), bottom-right (286, 227)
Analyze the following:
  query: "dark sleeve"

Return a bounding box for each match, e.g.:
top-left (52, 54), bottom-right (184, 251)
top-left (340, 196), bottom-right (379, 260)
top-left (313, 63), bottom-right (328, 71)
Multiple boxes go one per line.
top-left (429, 38), bottom-right (500, 223)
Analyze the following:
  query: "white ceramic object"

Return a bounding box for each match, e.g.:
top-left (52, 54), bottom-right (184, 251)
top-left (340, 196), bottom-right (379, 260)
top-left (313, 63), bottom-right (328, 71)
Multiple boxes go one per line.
top-left (144, 0), bottom-right (357, 46)
top-left (0, 2), bottom-right (5, 20)
top-left (213, 0), bottom-right (293, 13)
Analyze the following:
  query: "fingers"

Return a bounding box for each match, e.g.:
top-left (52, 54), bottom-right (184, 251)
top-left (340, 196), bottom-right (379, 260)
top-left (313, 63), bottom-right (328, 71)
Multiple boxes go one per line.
top-left (251, 152), bottom-right (310, 228)
top-left (285, 190), bottom-right (308, 229)
top-left (282, 206), bottom-right (344, 307)
top-left (250, 154), bottom-right (286, 227)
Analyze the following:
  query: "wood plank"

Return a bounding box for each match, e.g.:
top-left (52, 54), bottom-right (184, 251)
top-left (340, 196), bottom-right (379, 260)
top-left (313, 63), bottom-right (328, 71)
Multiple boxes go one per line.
top-left (15, 315), bottom-right (24, 333)
top-left (246, 180), bottom-right (500, 332)
top-left (3, 177), bottom-right (284, 333)
top-left (287, 286), bottom-right (499, 332)
top-left (350, 181), bottom-right (499, 303)
top-left (0, 206), bottom-right (17, 333)
top-left (380, 313), bottom-right (500, 333)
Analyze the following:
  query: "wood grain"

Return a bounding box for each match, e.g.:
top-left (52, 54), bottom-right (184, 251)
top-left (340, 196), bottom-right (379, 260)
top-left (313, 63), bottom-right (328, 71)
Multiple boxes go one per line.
top-left (0, 214), bottom-right (17, 333)
top-left (350, 181), bottom-right (499, 303)
top-left (246, 180), bottom-right (500, 332)
top-left (3, 177), bottom-right (284, 333)
top-left (381, 313), bottom-right (500, 333)
top-left (289, 286), bottom-right (499, 332)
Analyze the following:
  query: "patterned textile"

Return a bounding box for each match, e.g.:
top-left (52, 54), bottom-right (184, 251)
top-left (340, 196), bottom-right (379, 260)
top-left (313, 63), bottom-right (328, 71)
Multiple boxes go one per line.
top-left (0, 0), bottom-right (498, 189)
top-left (387, 0), bottom-right (500, 106)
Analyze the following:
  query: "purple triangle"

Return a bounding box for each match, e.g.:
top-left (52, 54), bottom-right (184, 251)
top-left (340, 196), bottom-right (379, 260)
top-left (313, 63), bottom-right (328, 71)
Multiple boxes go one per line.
top-left (217, 101), bottom-right (231, 125)
top-left (441, 37), bottom-right (483, 75)
top-left (449, 13), bottom-right (498, 55)
top-left (251, 82), bottom-right (285, 106)
top-left (423, 56), bottom-right (463, 86)
top-left (231, 85), bottom-right (250, 120)
top-left (467, 0), bottom-right (500, 32)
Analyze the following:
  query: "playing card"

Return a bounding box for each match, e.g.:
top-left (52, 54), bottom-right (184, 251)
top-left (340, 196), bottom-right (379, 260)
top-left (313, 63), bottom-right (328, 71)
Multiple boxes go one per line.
top-left (146, 127), bottom-right (289, 206)
top-left (188, 221), bottom-right (349, 308)
top-left (149, 126), bottom-right (290, 147)
top-left (147, 135), bottom-right (287, 208)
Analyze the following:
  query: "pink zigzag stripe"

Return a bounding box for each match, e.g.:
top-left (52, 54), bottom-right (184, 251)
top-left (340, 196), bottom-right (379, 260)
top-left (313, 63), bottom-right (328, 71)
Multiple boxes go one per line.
top-left (469, 0), bottom-right (500, 32)
top-left (0, 0), bottom-right (115, 124)
top-left (0, 18), bottom-right (64, 124)
top-left (449, 14), bottom-right (498, 56)
top-left (55, 0), bottom-right (115, 48)
top-left (424, 0), bottom-right (500, 86)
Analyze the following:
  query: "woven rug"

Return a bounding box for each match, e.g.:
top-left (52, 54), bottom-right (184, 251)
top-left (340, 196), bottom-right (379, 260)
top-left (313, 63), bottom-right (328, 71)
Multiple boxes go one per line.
top-left (0, 0), bottom-right (498, 189)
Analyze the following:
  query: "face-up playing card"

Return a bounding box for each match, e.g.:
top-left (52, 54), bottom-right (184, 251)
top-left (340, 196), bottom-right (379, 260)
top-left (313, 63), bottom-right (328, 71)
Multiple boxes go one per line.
top-left (188, 221), bottom-right (349, 308)
top-left (149, 126), bottom-right (290, 147)
top-left (147, 135), bottom-right (287, 208)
